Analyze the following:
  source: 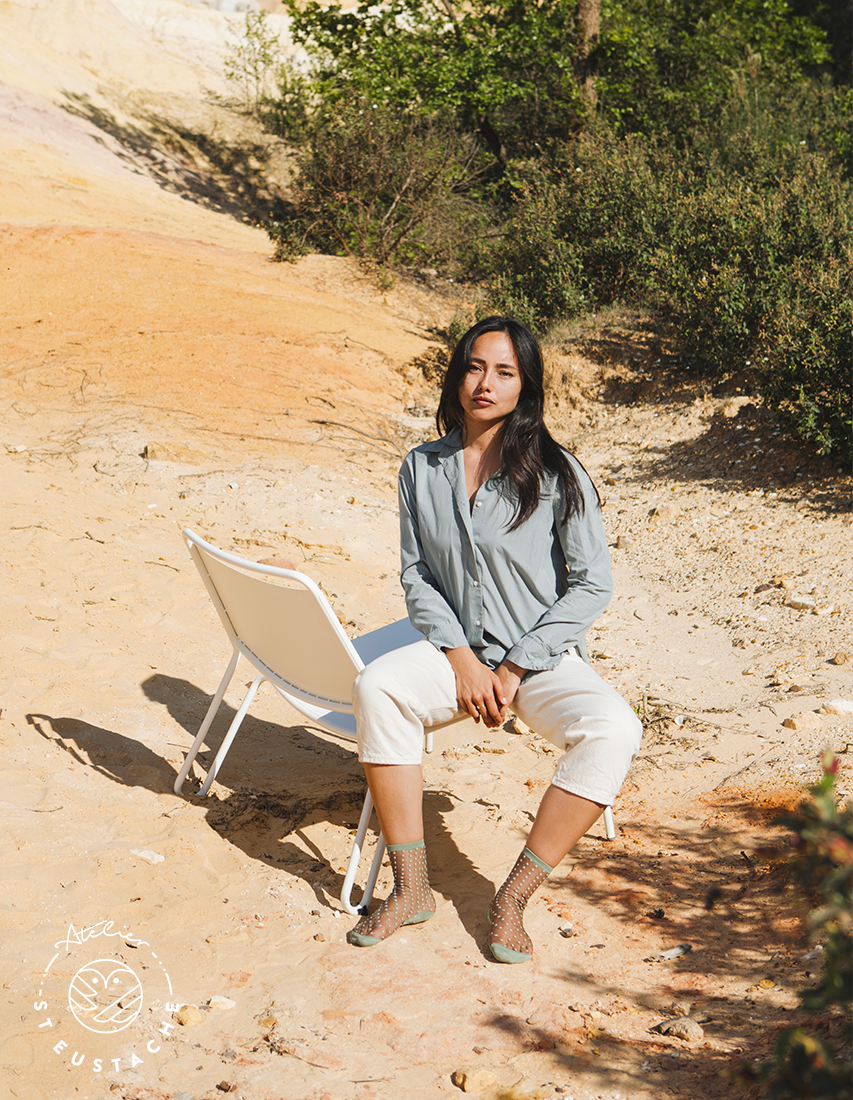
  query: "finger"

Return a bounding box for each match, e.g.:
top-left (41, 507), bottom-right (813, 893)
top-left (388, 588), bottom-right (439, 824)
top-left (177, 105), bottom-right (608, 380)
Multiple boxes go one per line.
top-left (482, 691), bottom-right (503, 726)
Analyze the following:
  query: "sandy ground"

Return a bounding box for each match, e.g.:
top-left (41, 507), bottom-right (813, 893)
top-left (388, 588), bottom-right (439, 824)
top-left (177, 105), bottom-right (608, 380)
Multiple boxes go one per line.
top-left (1, 3), bottom-right (851, 1099)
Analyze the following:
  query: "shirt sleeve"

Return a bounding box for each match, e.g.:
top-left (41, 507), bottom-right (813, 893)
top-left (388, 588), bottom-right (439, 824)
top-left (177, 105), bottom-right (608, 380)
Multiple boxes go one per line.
top-left (505, 463), bottom-right (613, 670)
top-left (398, 455), bottom-right (470, 652)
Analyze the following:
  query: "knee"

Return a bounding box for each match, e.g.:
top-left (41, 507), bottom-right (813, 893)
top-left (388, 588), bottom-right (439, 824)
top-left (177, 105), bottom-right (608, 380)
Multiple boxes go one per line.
top-left (588, 696), bottom-right (643, 758)
top-left (352, 662), bottom-right (385, 713)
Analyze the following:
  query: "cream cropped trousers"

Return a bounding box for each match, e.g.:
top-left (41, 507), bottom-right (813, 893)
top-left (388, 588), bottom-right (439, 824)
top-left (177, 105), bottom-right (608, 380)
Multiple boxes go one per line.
top-left (353, 640), bottom-right (642, 807)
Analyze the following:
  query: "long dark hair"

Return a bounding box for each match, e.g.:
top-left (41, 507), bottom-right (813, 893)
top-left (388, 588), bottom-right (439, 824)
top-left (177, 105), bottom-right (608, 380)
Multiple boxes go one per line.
top-left (436, 316), bottom-right (598, 530)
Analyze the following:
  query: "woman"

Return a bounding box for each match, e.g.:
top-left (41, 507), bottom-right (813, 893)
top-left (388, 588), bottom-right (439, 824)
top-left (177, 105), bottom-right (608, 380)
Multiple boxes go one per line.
top-left (349, 317), bottom-right (642, 962)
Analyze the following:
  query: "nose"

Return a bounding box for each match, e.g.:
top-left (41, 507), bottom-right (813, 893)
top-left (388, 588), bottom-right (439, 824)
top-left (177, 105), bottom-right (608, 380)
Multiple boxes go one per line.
top-left (475, 369), bottom-right (493, 392)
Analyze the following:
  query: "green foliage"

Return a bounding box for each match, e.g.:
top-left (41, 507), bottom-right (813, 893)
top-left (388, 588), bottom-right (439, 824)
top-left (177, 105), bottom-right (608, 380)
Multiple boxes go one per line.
top-left (281, 0), bottom-right (587, 162)
top-left (735, 756), bottom-right (852, 1098)
top-left (224, 10), bottom-right (282, 116)
top-left (490, 119), bottom-right (852, 460)
top-left (596, 0), bottom-right (832, 140)
top-left (266, 95), bottom-right (492, 268)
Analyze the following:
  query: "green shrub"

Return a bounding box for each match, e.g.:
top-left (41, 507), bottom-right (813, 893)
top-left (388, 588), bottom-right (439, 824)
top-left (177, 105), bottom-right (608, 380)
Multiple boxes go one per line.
top-left (735, 756), bottom-right (852, 1098)
top-left (490, 126), bottom-right (852, 460)
top-left (266, 95), bottom-right (492, 268)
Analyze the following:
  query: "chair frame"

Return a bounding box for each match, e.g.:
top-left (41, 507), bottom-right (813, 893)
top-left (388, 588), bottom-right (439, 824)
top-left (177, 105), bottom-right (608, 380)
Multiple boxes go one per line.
top-left (175, 528), bottom-right (615, 916)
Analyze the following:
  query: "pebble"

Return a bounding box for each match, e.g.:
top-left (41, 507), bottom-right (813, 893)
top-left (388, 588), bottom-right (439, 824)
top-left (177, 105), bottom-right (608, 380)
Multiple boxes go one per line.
top-left (616, 535), bottom-right (634, 549)
top-left (821, 698), bottom-right (853, 717)
top-left (209, 995), bottom-right (236, 1010)
top-left (451, 1067), bottom-right (497, 1092)
top-left (647, 503), bottom-right (678, 525)
top-left (174, 1004), bottom-right (205, 1026)
top-left (558, 922), bottom-right (575, 938)
top-left (130, 848), bottom-right (164, 864)
top-left (652, 1017), bottom-right (705, 1042)
top-left (830, 651), bottom-right (850, 666)
top-left (669, 1000), bottom-right (693, 1017)
top-left (787, 595), bottom-right (816, 611)
top-left (500, 1080), bottom-right (548, 1099)
top-left (645, 943), bottom-right (692, 962)
top-left (783, 712), bottom-right (822, 730)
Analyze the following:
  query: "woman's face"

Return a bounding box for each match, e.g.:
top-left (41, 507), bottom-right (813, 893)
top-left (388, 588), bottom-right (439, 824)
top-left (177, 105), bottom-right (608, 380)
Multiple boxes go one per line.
top-left (457, 331), bottom-right (523, 433)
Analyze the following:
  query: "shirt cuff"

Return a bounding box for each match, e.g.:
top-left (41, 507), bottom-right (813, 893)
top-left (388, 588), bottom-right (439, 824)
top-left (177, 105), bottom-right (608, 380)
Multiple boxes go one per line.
top-left (506, 634), bottom-right (553, 671)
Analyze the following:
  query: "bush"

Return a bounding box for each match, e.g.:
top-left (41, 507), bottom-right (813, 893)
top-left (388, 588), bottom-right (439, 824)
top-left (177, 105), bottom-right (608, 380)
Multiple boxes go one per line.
top-left (266, 95), bottom-right (492, 268)
top-left (735, 756), bottom-right (852, 1098)
top-left (489, 124), bottom-right (852, 460)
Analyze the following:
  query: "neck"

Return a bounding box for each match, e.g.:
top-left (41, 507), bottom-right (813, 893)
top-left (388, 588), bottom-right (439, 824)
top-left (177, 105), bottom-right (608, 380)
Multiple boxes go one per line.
top-left (461, 418), bottom-right (505, 454)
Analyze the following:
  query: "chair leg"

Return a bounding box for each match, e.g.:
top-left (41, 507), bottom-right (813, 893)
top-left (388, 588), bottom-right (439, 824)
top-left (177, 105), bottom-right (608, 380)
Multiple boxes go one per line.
top-left (196, 673), bottom-right (266, 797)
top-left (340, 789), bottom-right (387, 916)
top-left (174, 648), bottom-right (240, 796)
top-left (603, 806), bottom-right (616, 840)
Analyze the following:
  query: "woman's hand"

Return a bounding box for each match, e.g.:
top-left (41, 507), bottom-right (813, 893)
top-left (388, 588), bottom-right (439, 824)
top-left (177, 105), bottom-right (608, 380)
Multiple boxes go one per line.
top-left (443, 646), bottom-right (508, 728)
top-left (495, 659), bottom-right (526, 707)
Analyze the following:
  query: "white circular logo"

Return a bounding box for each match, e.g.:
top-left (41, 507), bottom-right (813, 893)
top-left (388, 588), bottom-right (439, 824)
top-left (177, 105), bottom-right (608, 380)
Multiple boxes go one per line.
top-left (68, 958), bottom-right (143, 1033)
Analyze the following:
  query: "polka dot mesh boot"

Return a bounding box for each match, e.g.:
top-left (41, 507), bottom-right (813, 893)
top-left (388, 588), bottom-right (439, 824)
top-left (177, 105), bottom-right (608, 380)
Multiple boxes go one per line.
top-left (486, 846), bottom-right (553, 963)
top-left (348, 840), bottom-right (435, 947)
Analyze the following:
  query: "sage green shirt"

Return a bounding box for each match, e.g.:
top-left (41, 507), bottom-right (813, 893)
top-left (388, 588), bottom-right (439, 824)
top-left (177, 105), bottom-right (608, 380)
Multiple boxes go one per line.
top-left (398, 429), bottom-right (612, 672)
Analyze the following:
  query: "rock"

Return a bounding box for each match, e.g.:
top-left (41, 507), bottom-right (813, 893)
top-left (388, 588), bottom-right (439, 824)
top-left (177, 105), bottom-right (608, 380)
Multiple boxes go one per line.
top-left (719, 396), bottom-right (752, 418)
top-left (783, 712), bottom-right (822, 730)
top-left (558, 922), bottom-right (575, 938)
top-left (500, 1080), bottom-right (548, 1099)
top-left (669, 1000), bottom-right (693, 1017)
top-left (653, 1017), bottom-right (705, 1042)
top-left (648, 502), bottom-right (678, 525)
top-left (820, 698), bottom-right (853, 717)
top-left (174, 1005), bottom-right (205, 1026)
top-left (568, 1002), bottom-right (584, 1012)
top-left (645, 943), bottom-right (692, 962)
top-left (451, 1067), bottom-right (497, 1092)
top-left (130, 848), bottom-right (164, 864)
top-left (209, 995), bottom-right (236, 1010)
top-left (6, 443), bottom-right (27, 453)
top-left (144, 441), bottom-right (207, 464)
top-left (787, 595), bottom-right (816, 611)
top-left (830, 651), bottom-right (850, 666)
top-left (616, 535), bottom-right (634, 549)
top-left (313, 933), bottom-right (325, 941)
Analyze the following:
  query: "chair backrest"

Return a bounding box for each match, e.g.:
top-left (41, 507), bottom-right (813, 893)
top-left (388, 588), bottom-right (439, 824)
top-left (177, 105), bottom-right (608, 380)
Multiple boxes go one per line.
top-left (184, 529), bottom-right (363, 711)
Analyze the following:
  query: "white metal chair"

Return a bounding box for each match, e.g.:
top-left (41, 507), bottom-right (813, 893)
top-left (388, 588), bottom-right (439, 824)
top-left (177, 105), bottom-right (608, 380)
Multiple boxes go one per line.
top-left (175, 528), bottom-right (615, 915)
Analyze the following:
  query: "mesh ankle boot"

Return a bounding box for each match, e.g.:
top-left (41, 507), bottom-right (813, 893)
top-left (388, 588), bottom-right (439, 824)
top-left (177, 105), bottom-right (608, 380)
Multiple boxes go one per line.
top-left (348, 839), bottom-right (435, 947)
top-left (486, 846), bottom-right (552, 963)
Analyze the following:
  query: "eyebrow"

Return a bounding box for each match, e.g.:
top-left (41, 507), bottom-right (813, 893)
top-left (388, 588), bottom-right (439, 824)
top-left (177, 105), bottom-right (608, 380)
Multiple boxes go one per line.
top-left (469, 356), bottom-right (519, 369)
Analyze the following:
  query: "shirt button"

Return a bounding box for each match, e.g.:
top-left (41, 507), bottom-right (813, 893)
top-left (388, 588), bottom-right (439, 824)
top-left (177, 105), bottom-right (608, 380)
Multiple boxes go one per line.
top-left (473, 580), bottom-right (479, 587)
top-left (475, 620), bottom-right (481, 626)
top-left (475, 501), bottom-right (481, 507)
